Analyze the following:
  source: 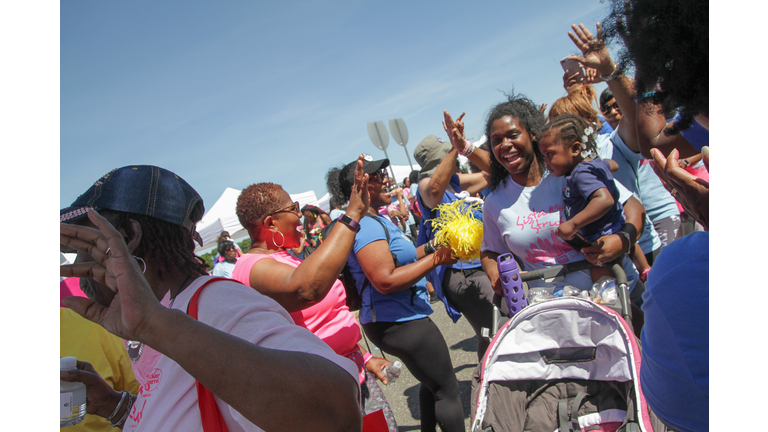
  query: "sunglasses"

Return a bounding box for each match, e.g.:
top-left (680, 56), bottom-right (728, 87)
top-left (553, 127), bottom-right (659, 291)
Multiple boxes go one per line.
top-left (369, 169), bottom-right (388, 183)
top-left (600, 101), bottom-right (619, 115)
top-left (269, 201), bottom-right (300, 216)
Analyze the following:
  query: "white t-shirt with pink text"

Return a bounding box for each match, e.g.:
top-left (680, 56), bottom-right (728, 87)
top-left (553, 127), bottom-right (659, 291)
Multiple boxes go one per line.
top-left (481, 172), bottom-right (638, 291)
top-left (122, 276), bottom-right (358, 432)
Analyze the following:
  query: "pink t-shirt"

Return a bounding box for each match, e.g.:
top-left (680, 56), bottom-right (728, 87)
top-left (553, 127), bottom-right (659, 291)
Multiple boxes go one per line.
top-left (232, 252), bottom-right (367, 383)
top-left (122, 276), bottom-right (357, 432)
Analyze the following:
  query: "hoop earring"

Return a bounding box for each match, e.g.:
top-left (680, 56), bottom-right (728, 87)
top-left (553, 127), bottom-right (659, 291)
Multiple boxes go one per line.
top-left (272, 231), bottom-right (285, 248)
top-left (133, 255), bottom-right (146, 274)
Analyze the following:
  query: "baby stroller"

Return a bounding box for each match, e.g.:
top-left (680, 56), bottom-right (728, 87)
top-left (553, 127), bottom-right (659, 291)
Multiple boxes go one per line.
top-left (470, 257), bottom-right (668, 432)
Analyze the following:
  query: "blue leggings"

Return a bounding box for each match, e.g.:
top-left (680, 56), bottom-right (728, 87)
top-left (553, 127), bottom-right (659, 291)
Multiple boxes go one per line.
top-left (362, 317), bottom-right (465, 432)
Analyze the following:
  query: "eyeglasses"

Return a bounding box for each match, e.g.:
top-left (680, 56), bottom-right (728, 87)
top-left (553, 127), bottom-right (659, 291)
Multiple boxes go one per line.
top-left (269, 201), bottom-right (300, 216)
top-left (600, 101), bottom-right (619, 115)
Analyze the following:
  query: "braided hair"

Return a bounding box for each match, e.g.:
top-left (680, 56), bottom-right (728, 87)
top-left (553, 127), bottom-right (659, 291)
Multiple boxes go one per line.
top-left (100, 210), bottom-right (209, 281)
top-left (484, 92), bottom-right (547, 191)
top-left (540, 114), bottom-right (599, 164)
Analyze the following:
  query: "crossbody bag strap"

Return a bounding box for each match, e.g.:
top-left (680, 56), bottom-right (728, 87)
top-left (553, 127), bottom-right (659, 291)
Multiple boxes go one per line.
top-left (187, 277), bottom-right (231, 432)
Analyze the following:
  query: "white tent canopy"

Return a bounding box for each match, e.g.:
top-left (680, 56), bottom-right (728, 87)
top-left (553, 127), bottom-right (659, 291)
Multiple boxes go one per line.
top-left (195, 188), bottom-right (320, 253)
top-left (194, 164), bottom-right (420, 253)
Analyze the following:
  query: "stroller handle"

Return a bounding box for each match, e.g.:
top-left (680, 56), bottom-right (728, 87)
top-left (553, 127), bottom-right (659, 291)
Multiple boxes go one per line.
top-left (491, 259), bottom-right (632, 322)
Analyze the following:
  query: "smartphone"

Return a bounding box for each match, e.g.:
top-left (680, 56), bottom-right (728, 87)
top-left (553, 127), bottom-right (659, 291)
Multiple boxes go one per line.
top-left (564, 233), bottom-right (592, 251)
top-left (560, 56), bottom-right (585, 82)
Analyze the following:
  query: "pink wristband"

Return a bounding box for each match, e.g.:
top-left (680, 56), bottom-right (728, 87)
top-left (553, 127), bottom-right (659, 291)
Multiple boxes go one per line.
top-left (363, 352), bottom-right (373, 364)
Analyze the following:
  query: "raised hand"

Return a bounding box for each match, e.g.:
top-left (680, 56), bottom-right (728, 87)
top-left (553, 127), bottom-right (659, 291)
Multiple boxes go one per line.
top-left (567, 22), bottom-right (616, 78)
top-left (346, 154), bottom-right (370, 220)
top-left (442, 110), bottom-right (467, 153)
top-left (650, 147), bottom-right (709, 230)
top-left (60, 209), bottom-right (164, 342)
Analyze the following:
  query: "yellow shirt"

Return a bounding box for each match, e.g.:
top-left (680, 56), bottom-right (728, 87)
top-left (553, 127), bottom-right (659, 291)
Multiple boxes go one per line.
top-left (60, 307), bottom-right (139, 431)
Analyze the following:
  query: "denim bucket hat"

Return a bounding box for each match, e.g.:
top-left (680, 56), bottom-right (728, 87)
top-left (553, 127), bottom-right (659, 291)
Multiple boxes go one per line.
top-left (60, 165), bottom-right (205, 245)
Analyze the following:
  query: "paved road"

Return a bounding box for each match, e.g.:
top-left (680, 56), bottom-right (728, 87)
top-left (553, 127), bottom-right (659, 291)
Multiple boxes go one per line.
top-left (358, 302), bottom-right (487, 432)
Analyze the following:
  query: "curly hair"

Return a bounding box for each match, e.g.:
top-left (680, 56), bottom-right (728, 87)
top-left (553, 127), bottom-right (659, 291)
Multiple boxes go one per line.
top-left (548, 93), bottom-right (599, 125)
top-left (540, 114), bottom-right (599, 161)
top-left (326, 164), bottom-right (352, 204)
top-left (236, 182), bottom-right (285, 236)
top-left (602, 0), bottom-right (708, 123)
top-left (100, 210), bottom-right (209, 280)
top-left (484, 92), bottom-right (547, 191)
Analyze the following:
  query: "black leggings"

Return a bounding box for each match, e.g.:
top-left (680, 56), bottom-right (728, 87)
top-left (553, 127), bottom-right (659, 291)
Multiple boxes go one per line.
top-left (362, 318), bottom-right (465, 432)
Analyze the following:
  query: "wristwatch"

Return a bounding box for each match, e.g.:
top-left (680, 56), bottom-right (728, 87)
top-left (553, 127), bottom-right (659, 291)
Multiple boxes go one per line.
top-left (338, 213), bottom-right (361, 233)
top-left (617, 231), bottom-right (632, 255)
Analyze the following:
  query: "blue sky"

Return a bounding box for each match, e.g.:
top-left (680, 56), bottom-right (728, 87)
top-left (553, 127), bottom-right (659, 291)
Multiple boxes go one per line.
top-left (60, 0), bottom-right (615, 211)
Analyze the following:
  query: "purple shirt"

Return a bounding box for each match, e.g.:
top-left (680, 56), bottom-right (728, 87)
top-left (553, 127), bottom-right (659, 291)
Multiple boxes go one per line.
top-left (563, 158), bottom-right (625, 242)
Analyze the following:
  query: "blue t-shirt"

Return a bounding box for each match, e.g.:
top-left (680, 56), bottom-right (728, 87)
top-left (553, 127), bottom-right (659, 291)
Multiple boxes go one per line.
top-left (347, 214), bottom-right (432, 324)
top-left (605, 128), bottom-right (680, 222)
top-left (640, 231), bottom-right (708, 432)
top-left (563, 158), bottom-right (625, 242)
top-left (211, 260), bottom-right (237, 279)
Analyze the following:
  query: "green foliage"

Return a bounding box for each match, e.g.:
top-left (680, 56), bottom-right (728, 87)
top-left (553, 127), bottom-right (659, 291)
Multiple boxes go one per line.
top-left (238, 237), bottom-right (251, 253)
top-left (197, 237), bottom-right (251, 268)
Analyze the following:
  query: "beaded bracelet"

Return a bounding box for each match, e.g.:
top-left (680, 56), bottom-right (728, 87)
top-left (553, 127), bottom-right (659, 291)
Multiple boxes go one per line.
top-left (105, 390), bottom-right (129, 422)
top-left (459, 139), bottom-right (475, 157)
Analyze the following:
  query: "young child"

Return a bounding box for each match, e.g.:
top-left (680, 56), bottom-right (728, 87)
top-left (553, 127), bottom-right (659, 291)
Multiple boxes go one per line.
top-left (539, 114), bottom-right (651, 283)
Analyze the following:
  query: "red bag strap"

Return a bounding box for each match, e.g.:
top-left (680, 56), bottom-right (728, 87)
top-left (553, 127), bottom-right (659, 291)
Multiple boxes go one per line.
top-left (186, 277), bottom-right (231, 432)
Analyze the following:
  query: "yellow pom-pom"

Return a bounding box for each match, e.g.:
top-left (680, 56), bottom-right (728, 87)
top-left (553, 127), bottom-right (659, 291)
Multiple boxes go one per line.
top-left (431, 200), bottom-right (483, 261)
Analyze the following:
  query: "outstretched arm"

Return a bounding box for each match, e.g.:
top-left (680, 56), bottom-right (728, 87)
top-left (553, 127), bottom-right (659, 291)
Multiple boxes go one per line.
top-left (567, 22), bottom-right (639, 152)
top-left (248, 155), bottom-right (370, 311)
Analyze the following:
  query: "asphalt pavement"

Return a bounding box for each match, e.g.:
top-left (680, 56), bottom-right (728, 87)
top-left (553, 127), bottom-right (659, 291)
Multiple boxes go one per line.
top-left (356, 302), bottom-right (486, 432)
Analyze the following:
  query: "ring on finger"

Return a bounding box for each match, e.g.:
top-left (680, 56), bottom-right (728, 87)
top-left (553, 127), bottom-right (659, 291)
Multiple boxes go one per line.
top-left (105, 247), bottom-right (111, 257)
top-left (596, 260), bottom-right (602, 267)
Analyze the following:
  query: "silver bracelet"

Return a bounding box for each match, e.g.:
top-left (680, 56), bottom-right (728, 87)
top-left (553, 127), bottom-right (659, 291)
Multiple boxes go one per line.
top-left (106, 390), bottom-right (129, 421)
top-left (423, 239), bottom-right (436, 255)
top-left (600, 63), bottom-right (619, 82)
top-left (110, 394), bottom-right (135, 428)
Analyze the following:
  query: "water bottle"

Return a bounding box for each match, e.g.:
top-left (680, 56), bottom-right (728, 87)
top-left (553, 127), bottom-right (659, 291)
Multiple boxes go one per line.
top-left (383, 361), bottom-right (402, 384)
top-left (496, 253), bottom-right (528, 315)
top-left (60, 356), bottom-right (86, 427)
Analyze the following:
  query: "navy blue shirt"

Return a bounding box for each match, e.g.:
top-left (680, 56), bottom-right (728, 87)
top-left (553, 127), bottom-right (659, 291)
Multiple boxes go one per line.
top-left (563, 158), bottom-right (625, 242)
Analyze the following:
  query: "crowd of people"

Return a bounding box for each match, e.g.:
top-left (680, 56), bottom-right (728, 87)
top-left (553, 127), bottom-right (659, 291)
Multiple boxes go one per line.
top-left (60, 1), bottom-right (708, 431)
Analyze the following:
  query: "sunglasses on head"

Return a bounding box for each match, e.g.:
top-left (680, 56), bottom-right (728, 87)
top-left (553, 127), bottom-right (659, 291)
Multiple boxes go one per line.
top-left (600, 101), bottom-right (619, 115)
top-left (269, 201), bottom-right (300, 216)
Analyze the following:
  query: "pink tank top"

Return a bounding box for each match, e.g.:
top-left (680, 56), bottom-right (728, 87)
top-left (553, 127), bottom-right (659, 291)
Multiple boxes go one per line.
top-left (232, 251), bottom-right (367, 383)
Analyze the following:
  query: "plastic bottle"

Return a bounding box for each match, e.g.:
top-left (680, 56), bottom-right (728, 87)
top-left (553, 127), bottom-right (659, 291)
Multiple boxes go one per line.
top-left (383, 361), bottom-right (402, 384)
top-left (528, 286), bottom-right (554, 303)
top-left (61, 356), bottom-right (86, 427)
